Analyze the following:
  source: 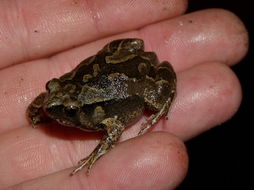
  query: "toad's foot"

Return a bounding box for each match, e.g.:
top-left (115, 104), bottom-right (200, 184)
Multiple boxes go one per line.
top-left (70, 152), bottom-right (98, 175)
top-left (138, 98), bottom-right (171, 135)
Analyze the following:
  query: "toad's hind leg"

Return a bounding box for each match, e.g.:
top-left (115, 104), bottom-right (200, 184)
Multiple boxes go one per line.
top-left (70, 118), bottom-right (125, 175)
top-left (139, 61), bottom-right (176, 135)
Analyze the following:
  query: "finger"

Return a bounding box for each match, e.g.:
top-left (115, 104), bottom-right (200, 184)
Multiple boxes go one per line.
top-left (72, 9), bottom-right (247, 71)
top-left (0, 0), bottom-right (187, 68)
top-left (23, 8), bottom-right (247, 72)
top-left (0, 62), bottom-right (239, 184)
top-left (2, 132), bottom-right (188, 190)
top-left (0, 9), bottom-right (247, 132)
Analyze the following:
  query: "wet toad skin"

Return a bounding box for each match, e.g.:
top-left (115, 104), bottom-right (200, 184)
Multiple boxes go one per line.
top-left (27, 38), bottom-right (177, 175)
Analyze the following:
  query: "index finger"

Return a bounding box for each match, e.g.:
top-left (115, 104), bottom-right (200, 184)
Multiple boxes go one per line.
top-left (0, 0), bottom-right (187, 68)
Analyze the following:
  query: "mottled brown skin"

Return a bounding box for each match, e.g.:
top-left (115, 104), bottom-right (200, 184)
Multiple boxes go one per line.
top-left (27, 38), bottom-right (177, 175)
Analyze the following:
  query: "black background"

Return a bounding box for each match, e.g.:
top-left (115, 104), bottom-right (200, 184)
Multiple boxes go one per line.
top-left (177, 1), bottom-right (253, 189)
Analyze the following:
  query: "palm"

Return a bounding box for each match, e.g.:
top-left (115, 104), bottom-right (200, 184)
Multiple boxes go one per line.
top-left (0, 1), bottom-right (247, 189)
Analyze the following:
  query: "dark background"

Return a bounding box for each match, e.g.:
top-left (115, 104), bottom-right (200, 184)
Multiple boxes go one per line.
top-left (177, 1), bottom-right (253, 189)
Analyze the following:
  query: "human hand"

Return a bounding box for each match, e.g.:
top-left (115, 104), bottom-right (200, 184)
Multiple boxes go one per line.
top-left (0, 0), bottom-right (248, 189)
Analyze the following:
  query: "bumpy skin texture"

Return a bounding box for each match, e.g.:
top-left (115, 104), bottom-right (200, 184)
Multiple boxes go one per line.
top-left (27, 38), bottom-right (176, 175)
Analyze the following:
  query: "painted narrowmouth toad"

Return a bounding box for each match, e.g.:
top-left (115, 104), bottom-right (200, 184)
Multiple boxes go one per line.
top-left (27, 38), bottom-right (176, 175)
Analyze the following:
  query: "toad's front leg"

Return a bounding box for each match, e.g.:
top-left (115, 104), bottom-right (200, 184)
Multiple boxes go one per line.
top-left (70, 118), bottom-right (125, 175)
top-left (27, 92), bottom-right (48, 128)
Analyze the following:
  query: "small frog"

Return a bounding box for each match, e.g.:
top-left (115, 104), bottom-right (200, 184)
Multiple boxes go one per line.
top-left (27, 38), bottom-right (176, 175)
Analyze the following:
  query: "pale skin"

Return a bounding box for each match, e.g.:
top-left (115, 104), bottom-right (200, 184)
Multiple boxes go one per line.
top-left (0, 0), bottom-right (248, 189)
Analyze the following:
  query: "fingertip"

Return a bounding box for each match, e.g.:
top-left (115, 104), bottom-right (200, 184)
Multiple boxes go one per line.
top-left (171, 62), bottom-right (242, 140)
top-left (91, 131), bottom-right (188, 189)
top-left (141, 8), bottom-right (248, 71)
top-left (205, 9), bottom-right (249, 63)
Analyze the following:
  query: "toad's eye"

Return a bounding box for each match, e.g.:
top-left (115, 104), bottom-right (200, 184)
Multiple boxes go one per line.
top-left (64, 106), bottom-right (78, 116)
